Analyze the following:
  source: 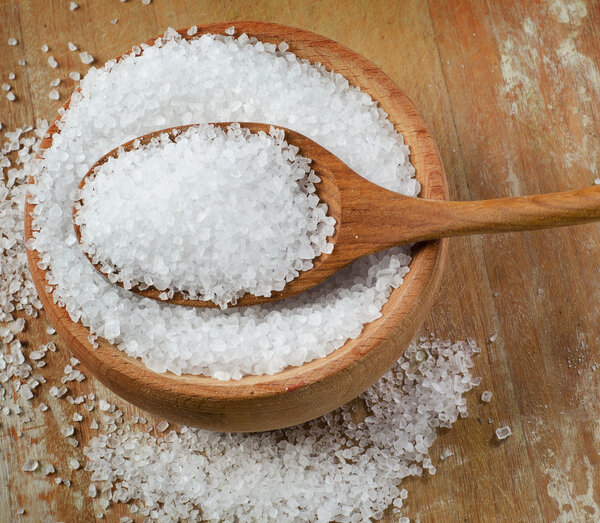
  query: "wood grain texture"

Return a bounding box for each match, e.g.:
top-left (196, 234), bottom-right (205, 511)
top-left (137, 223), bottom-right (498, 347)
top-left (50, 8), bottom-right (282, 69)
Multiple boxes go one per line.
top-left (2, 1), bottom-right (600, 522)
top-left (75, 124), bottom-right (600, 309)
top-left (25, 22), bottom-right (448, 431)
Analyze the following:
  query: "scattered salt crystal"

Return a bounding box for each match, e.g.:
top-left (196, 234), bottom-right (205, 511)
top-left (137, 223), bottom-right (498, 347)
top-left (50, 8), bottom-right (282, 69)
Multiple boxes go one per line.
top-left (50, 78), bottom-right (60, 87)
top-left (22, 459), bottom-right (38, 472)
top-left (67, 437), bottom-right (79, 447)
top-left (440, 448), bottom-right (454, 460)
top-left (90, 419), bottom-right (99, 429)
top-left (8, 72), bottom-right (15, 79)
top-left (42, 464), bottom-right (55, 475)
top-left (69, 1), bottom-right (78, 10)
top-left (99, 400), bottom-right (110, 411)
top-left (17, 59), bottom-right (26, 66)
top-left (16, 508), bottom-right (24, 515)
top-left (46, 326), bottom-right (56, 335)
top-left (1, 83), bottom-right (10, 91)
top-left (88, 484), bottom-right (97, 498)
top-left (61, 426), bottom-right (75, 437)
top-left (79, 52), bottom-right (94, 64)
top-left (187, 26), bottom-right (197, 36)
top-left (8, 37), bottom-right (18, 46)
top-left (47, 56), bottom-right (58, 68)
top-left (489, 333), bottom-right (498, 342)
top-left (110, 18), bottom-right (118, 24)
top-left (39, 403), bottom-right (48, 411)
top-left (481, 390), bottom-right (492, 402)
top-left (141, 0), bottom-right (151, 4)
top-left (68, 458), bottom-right (80, 470)
top-left (156, 420), bottom-right (169, 432)
top-left (73, 413), bottom-right (83, 421)
top-left (54, 477), bottom-right (62, 485)
top-left (225, 26), bottom-right (235, 35)
top-left (20, 385), bottom-right (33, 400)
top-left (6, 92), bottom-right (16, 101)
top-left (41, 44), bottom-right (49, 52)
top-left (278, 42), bottom-right (289, 53)
top-left (495, 426), bottom-right (512, 440)
top-left (29, 351), bottom-right (45, 360)
top-left (68, 71), bottom-right (81, 81)
top-left (594, 178), bottom-right (600, 185)
top-left (68, 42), bottom-right (78, 52)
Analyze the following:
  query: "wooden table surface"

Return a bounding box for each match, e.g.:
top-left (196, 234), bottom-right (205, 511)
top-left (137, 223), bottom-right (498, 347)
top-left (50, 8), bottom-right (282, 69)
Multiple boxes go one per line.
top-left (1, 1), bottom-right (599, 521)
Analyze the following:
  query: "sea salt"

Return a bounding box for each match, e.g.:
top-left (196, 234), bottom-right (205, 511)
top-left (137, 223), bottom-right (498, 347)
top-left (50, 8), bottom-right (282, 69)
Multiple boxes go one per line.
top-left (8, 72), bottom-right (15, 80)
top-left (68, 42), bottom-right (78, 52)
top-left (6, 92), bottom-right (15, 102)
top-left (495, 426), bottom-right (512, 440)
top-left (22, 459), bottom-right (38, 472)
top-left (75, 124), bottom-right (334, 308)
top-left (69, 1), bottom-right (78, 10)
top-left (47, 56), bottom-right (58, 69)
top-left (48, 89), bottom-right (59, 100)
top-left (79, 52), bottom-right (94, 64)
top-left (17, 59), bottom-right (26, 66)
top-left (41, 44), bottom-right (49, 52)
top-left (69, 71), bottom-right (81, 81)
top-left (439, 448), bottom-right (454, 460)
top-left (8, 38), bottom-right (18, 46)
top-left (84, 338), bottom-right (479, 521)
top-left (29, 29), bottom-right (418, 379)
top-left (50, 78), bottom-right (61, 87)
top-left (481, 390), bottom-right (492, 402)
top-left (42, 464), bottom-right (55, 475)
top-left (1, 84), bottom-right (10, 91)
top-left (156, 420), bottom-right (169, 432)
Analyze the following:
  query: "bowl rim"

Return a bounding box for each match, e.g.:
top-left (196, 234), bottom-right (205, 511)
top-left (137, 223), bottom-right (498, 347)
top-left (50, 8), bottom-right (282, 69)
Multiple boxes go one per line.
top-left (24, 21), bottom-right (448, 405)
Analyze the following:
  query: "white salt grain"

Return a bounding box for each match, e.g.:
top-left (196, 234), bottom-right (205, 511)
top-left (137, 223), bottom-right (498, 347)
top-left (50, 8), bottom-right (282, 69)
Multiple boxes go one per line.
top-left (156, 420), bottom-right (169, 432)
top-left (110, 18), bottom-right (118, 24)
top-left (440, 448), bottom-right (454, 460)
top-left (8, 72), bottom-right (15, 79)
top-left (6, 92), bottom-right (16, 101)
top-left (17, 59), bottom-right (26, 66)
top-left (8, 38), bottom-right (18, 46)
top-left (187, 25), bottom-right (197, 36)
top-left (73, 412), bottom-right (83, 421)
top-left (68, 458), bottom-right (80, 469)
top-left (46, 326), bottom-right (56, 335)
top-left (225, 26), bottom-right (235, 35)
top-left (22, 459), bottom-right (38, 472)
top-left (481, 390), bottom-right (492, 402)
top-left (79, 52), bottom-right (94, 64)
top-left (88, 484), bottom-right (97, 498)
top-left (1, 83), bottom-right (10, 91)
top-left (141, 0), bottom-right (151, 4)
top-left (42, 464), bottom-right (55, 475)
top-left (47, 56), bottom-right (58, 69)
top-left (41, 44), bottom-right (49, 52)
top-left (48, 89), bottom-right (59, 100)
top-left (68, 71), bottom-right (81, 81)
top-left (68, 42), bottom-right (78, 52)
top-left (50, 78), bottom-right (61, 87)
top-left (69, 1), bottom-right (78, 10)
top-left (495, 426), bottom-right (512, 440)
top-left (489, 333), bottom-right (498, 342)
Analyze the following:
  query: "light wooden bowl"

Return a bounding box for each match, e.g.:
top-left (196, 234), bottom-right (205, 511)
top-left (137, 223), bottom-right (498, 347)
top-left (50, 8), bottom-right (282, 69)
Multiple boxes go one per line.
top-left (25, 22), bottom-right (448, 432)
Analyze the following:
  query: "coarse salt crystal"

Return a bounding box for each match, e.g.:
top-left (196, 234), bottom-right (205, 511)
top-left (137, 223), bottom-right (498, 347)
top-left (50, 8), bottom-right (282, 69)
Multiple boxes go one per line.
top-left (69, 1), bottom-right (78, 10)
top-left (22, 459), bottom-right (38, 472)
top-left (8, 37), bottom-right (18, 46)
top-left (79, 52), bottom-right (94, 64)
top-left (68, 42), bottom-right (78, 52)
top-left (481, 390), bottom-right (492, 402)
top-left (495, 426), bottom-right (512, 440)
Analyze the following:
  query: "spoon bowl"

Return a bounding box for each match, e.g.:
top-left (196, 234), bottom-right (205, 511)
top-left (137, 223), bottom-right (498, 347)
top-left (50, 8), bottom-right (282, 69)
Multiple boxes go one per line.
top-left (25, 22), bottom-right (448, 432)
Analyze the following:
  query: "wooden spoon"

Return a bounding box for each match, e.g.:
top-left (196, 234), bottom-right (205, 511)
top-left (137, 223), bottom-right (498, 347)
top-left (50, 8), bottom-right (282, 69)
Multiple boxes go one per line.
top-left (74, 122), bottom-right (600, 308)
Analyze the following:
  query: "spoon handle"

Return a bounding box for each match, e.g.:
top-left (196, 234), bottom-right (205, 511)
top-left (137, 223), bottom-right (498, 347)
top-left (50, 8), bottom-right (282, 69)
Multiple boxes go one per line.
top-left (393, 185), bottom-right (600, 244)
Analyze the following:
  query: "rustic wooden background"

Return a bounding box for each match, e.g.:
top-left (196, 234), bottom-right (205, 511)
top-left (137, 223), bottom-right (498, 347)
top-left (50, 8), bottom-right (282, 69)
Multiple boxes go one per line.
top-left (1, 0), bottom-right (599, 521)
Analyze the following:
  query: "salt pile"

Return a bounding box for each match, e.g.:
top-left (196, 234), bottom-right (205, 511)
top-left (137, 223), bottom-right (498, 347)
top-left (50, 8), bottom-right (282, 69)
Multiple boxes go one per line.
top-left (0, 121), bottom-right (46, 322)
top-left (28, 28), bottom-right (418, 379)
top-left (75, 123), bottom-right (334, 308)
top-left (83, 338), bottom-right (480, 522)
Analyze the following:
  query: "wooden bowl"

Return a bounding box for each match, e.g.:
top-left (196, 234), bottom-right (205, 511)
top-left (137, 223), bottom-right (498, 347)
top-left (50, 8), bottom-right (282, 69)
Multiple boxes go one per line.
top-left (25, 22), bottom-right (448, 432)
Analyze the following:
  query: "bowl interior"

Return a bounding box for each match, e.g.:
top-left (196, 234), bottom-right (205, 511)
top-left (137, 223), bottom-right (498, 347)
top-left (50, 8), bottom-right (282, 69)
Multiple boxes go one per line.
top-left (25, 22), bottom-right (448, 426)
